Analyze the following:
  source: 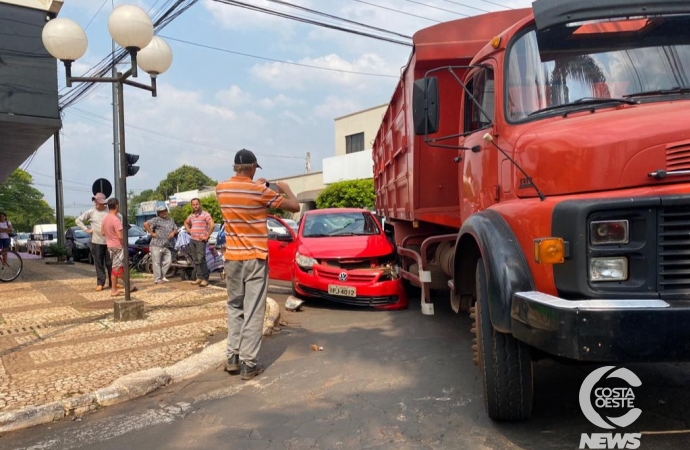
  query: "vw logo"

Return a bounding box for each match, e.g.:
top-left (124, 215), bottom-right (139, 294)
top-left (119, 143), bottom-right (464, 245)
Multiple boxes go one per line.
top-left (338, 272), bottom-right (348, 282)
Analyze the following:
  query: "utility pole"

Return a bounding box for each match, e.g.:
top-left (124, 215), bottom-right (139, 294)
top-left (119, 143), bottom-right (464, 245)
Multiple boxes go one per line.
top-left (111, 35), bottom-right (120, 198)
top-left (53, 130), bottom-right (65, 247)
top-left (305, 152), bottom-right (311, 174)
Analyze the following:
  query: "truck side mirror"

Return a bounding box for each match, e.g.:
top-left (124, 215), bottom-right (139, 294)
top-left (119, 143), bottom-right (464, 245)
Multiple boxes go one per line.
top-left (413, 77), bottom-right (439, 135)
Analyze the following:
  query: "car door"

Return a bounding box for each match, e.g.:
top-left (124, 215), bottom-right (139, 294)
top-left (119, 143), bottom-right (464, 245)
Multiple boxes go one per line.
top-left (267, 216), bottom-right (298, 281)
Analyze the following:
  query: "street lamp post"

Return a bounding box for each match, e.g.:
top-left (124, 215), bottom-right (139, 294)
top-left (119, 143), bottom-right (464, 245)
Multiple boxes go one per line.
top-left (42, 5), bottom-right (173, 317)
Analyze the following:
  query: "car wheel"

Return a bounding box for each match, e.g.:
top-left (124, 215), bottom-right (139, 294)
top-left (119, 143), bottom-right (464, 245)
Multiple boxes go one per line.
top-left (473, 258), bottom-right (533, 421)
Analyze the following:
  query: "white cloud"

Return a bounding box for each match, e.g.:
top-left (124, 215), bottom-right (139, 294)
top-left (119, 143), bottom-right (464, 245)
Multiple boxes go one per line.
top-left (250, 52), bottom-right (396, 89)
top-left (313, 95), bottom-right (360, 120)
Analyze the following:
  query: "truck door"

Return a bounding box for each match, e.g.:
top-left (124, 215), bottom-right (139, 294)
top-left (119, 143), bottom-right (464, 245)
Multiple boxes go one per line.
top-left (460, 67), bottom-right (499, 218)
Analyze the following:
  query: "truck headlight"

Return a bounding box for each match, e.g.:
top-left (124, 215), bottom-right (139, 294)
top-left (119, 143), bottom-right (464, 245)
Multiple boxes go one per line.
top-left (590, 257), bottom-right (628, 282)
top-left (296, 252), bottom-right (318, 269)
top-left (590, 220), bottom-right (629, 245)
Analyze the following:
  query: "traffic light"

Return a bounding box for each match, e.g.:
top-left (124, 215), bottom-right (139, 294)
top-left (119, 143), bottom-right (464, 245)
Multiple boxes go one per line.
top-left (125, 153), bottom-right (140, 177)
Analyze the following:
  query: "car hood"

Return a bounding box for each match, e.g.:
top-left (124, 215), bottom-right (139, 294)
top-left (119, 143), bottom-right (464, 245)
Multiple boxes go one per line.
top-left (298, 234), bottom-right (394, 259)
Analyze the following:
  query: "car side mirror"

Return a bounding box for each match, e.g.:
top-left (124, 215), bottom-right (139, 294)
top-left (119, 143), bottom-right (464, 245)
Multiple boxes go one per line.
top-left (413, 76), bottom-right (439, 135)
top-left (275, 233), bottom-right (293, 242)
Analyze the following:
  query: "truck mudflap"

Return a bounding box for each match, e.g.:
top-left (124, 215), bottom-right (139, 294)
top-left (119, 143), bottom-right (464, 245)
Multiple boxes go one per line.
top-left (511, 291), bottom-right (690, 362)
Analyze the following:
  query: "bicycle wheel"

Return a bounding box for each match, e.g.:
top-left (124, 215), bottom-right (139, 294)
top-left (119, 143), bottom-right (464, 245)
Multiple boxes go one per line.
top-left (0, 251), bottom-right (23, 282)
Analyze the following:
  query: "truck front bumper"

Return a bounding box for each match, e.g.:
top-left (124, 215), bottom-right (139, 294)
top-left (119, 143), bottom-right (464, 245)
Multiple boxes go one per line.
top-left (511, 291), bottom-right (690, 362)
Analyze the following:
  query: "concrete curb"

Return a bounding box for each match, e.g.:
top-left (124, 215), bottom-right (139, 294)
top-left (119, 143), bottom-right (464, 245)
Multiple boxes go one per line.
top-left (0, 298), bottom-right (282, 435)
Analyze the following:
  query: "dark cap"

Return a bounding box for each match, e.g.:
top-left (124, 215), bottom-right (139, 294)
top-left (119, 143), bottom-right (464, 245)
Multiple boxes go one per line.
top-left (234, 149), bottom-right (261, 169)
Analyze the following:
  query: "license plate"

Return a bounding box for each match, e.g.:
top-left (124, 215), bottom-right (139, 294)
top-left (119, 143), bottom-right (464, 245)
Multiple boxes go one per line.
top-left (328, 284), bottom-right (356, 297)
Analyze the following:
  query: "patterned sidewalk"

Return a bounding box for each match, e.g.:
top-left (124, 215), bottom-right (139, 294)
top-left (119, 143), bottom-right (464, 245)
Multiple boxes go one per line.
top-left (0, 257), bottom-right (228, 412)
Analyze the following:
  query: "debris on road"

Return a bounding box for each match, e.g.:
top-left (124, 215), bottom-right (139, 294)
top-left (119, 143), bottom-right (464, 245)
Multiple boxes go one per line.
top-left (309, 344), bottom-right (323, 352)
top-left (285, 296), bottom-right (304, 312)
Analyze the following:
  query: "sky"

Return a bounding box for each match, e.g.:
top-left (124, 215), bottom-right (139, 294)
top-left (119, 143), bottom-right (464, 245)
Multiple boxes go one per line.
top-left (23, 0), bottom-right (533, 216)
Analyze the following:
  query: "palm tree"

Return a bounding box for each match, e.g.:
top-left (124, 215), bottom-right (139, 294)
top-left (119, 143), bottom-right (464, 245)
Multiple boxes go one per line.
top-left (549, 55), bottom-right (611, 104)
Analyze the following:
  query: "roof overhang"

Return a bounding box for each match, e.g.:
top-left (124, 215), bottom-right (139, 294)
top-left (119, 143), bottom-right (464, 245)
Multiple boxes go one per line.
top-left (0, 0), bottom-right (63, 14)
top-left (0, 113), bottom-right (61, 181)
top-left (296, 189), bottom-right (325, 203)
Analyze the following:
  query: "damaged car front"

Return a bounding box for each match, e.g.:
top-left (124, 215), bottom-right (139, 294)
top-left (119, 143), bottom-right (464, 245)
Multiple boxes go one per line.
top-left (292, 209), bottom-right (408, 310)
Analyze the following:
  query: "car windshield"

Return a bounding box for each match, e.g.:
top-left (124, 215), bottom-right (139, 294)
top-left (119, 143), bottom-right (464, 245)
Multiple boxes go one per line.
top-left (506, 22), bottom-right (690, 121)
top-left (302, 212), bottom-right (380, 237)
top-left (128, 225), bottom-right (146, 237)
top-left (18, 233), bottom-right (29, 239)
top-left (73, 229), bottom-right (90, 239)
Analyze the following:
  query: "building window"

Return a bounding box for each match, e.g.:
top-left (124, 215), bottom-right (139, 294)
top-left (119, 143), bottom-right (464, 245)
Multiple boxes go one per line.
top-left (345, 132), bottom-right (365, 154)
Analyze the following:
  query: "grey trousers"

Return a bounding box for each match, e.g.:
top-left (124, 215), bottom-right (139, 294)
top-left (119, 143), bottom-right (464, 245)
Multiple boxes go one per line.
top-left (225, 259), bottom-right (268, 368)
top-left (189, 239), bottom-right (209, 280)
top-left (150, 246), bottom-right (171, 282)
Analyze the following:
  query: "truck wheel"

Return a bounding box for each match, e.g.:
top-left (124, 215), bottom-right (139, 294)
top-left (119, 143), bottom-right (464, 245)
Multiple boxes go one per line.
top-left (474, 258), bottom-right (533, 421)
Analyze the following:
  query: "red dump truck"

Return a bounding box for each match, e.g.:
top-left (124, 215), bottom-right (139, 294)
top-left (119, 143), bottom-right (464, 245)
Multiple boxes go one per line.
top-left (373, 0), bottom-right (690, 421)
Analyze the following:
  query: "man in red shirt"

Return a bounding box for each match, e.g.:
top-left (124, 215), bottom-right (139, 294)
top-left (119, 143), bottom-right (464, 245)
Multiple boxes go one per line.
top-left (101, 198), bottom-right (126, 296)
top-left (184, 198), bottom-right (215, 288)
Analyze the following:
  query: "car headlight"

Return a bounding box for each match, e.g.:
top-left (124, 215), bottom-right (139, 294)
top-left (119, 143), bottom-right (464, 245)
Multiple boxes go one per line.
top-left (590, 257), bottom-right (628, 282)
top-left (296, 252), bottom-right (318, 269)
top-left (590, 220), bottom-right (629, 245)
top-left (75, 242), bottom-right (87, 249)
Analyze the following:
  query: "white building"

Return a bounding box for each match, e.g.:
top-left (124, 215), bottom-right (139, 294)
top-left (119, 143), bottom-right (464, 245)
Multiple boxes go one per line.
top-left (276, 104), bottom-right (387, 217)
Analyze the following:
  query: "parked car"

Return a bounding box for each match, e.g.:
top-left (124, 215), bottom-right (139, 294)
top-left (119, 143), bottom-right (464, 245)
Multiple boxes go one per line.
top-left (11, 232), bottom-right (30, 252)
top-left (67, 226), bottom-right (92, 262)
top-left (128, 224), bottom-right (147, 246)
top-left (208, 223), bottom-right (221, 246)
top-left (268, 217), bottom-right (298, 235)
top-left (267, 209), bottom-right (408, 310)
top-left (28, 224), bottom-right (58, 255)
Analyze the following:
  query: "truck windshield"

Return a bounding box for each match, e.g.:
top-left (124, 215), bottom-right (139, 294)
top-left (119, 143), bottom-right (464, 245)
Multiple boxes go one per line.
top-left (506, 28), bottom-right (690, 121)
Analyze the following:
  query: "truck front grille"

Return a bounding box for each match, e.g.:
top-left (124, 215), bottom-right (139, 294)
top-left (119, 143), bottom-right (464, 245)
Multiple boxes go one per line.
top-left (658, 204), bottom-right (690, 293)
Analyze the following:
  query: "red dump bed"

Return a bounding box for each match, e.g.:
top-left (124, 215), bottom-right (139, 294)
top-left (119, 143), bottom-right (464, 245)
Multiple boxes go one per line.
top-left (373, 9), bottom-right (531, 228)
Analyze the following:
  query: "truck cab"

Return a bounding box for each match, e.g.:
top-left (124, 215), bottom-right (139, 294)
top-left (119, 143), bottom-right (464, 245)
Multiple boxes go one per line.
top-left (374, 0), bottom-right (690, 421)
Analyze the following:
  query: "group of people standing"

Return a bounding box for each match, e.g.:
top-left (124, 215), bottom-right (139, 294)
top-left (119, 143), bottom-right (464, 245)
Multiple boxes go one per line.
top-left (74, 148), bottom-right (300, 381)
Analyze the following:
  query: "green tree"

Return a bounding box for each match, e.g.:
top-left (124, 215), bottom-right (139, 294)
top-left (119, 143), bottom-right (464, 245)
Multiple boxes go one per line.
top-left (0, 169), bottom-right (55, 231)
top-left (315, 179), bottom-right (375, 210)
top-left (128, 189), bottom-right (160, 218)
top-left (64, 215), bottom-right (77, 228)
top-left (155, 165), bottom-right (216, 200)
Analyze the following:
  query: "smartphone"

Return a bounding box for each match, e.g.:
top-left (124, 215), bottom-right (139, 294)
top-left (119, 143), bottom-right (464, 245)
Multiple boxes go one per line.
top-left (266, 182), bottom-right (280, 192)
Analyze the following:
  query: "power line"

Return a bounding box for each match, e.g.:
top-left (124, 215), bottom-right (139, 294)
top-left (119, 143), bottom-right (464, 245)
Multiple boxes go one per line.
top-left (160, 35), bottom-right (399, 78)
top-left (84, 0), bottom-right (109, 31)
top-left (437, 0), bottom-right (492, 13)
top-left (400, 0), bottom-right (471, 17)
top-left (350, 0), bottom-right (441, 23)
top-left (68, 107), bottom-right (305, 160)
top-left (212, 0), bottom-right (413, 46)
top-left (474, 0), bottom-right (514, 9)
top-left (263, 0), bottom-right (412, 39)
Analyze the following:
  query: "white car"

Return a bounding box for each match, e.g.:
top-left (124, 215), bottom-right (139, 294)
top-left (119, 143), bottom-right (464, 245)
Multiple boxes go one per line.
top-left (11, 232), bottom-right (30, 252)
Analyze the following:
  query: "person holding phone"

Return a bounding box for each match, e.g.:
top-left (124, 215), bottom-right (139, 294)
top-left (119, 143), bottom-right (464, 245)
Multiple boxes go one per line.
top-left (216, 149), bottom-right (300, 380)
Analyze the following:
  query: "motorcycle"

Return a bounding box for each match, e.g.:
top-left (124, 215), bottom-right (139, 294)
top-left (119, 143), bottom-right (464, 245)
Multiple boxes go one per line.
top-left (129, 235), bottom-right (151, 272)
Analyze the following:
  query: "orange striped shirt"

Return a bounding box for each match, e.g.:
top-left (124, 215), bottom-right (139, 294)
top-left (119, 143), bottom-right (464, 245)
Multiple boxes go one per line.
top-left (216, 176), bottom-right (284, 261)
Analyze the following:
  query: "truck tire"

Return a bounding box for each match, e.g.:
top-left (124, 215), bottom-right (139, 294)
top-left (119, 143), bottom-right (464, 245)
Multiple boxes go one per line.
top-left (474, 258), bottom-right (533, 421)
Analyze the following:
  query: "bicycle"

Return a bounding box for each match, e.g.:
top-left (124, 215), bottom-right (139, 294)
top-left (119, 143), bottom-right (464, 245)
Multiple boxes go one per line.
top-left (0, 249), bottom-right (23, 282)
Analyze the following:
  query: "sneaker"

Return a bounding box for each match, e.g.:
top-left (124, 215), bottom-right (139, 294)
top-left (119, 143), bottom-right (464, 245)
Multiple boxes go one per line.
top-left (240, 363), bottom-right (265, 380)
top-left (95, 285), bottom-right (103, 292)
top-left (225, 354), bottom-right (240, 374)
top-left (199, 280), bottom-right (209, 287)
top-left (191, 279), bottom-right (202, 285)
top-left (162, 277), bottom-right (170, 283)
top-left (154, 280), bottom-right (162, 285)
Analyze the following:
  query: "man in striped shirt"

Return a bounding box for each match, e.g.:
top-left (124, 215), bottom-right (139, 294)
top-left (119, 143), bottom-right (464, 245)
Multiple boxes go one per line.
top-left (216, 149), bottom-right (300, 380)
top-left (184, 198), bottom-right (215, 287)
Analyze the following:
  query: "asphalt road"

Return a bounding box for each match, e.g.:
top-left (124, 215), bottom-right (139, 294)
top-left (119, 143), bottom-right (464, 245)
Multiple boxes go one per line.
top-left (2, 293), bottom-right (689, 450)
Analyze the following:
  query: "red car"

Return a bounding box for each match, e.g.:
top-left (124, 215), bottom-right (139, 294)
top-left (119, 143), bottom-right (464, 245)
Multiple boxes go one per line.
top-left (267, 208), bottom-right (408, 310)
